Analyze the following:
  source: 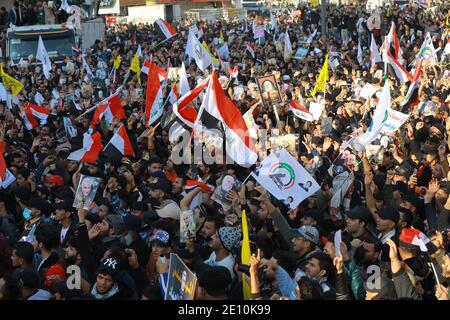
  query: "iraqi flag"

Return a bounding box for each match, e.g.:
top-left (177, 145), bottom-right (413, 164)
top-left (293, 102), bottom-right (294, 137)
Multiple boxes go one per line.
top-left (400, 58), bottom-right (423, 113)
top-left (103, 124), bottom-right (135, 164)
top-left (196, 71), bottom-right (257, 167)
top-left (141, 59), bottom-right (168, 81)
top-left (386, 22), bottom-right (404, 65)
top-left (185, 180), bottom-right (212, 192)
top-left (155, 18), bottom-right (177, 40)
top-left (246, 43), bottom-right (256, 60)
top-left (399, 227), bottom-right (437, 254)
top-left (290, 100), bottom-right (313, 121)
top-left (21, 102), bottom-right (50, 130)
top-left (229, 66), bottom-right (239, 84)
top-left (68, 132), bottom-right (103, 163)
top-left (90, 94), bottom-right (125, 128)
top-left (145, 59), bottom-right (165, 127)
top-left (386, 51), bottom-right (413, 84)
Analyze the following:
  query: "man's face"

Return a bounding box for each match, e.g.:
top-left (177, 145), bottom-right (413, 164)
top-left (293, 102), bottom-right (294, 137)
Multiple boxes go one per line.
top-left (98, 205), bottom-right (109, 218)
top-left (99, 220), bottom-right (111, 236)
top-left (11, 157), bottom-right (24, 168)
top-left (65, 245), bottom-right (77, 260)
top-left (107, 177), bottom-right (119, 191)
top-left (96, 273), bottom-right (114, 294)
top-left (400, 201), bottom-right (415, 214)
top-left (172, 178), bottom-right (184, 194)
top-left (305, 258), bottom-right (322, 278)
top-left (199, 221), bottom-right (216, 238)
top-left (54, 209), bottom-right (68, 222)
top-left (81, 180), bottom-right (92, 196)
top-left (148, 163), bottom-right (162, 174)
top-left (11, 249), bottom-right (20, 267)
top-left (291, 237), bottom-right (308, 253)
top-left (207, 232), bottom-right (221, 250)
top-left (345, 217), bottom-right (363, 235)
top-left (375, 216), bottom-right (394, 233)
top-left (362, 242), bottom-right (379, 264)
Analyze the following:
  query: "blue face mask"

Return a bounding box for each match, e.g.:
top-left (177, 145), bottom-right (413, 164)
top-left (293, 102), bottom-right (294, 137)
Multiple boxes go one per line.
top-left (23, 208), bottom-right (33, 221)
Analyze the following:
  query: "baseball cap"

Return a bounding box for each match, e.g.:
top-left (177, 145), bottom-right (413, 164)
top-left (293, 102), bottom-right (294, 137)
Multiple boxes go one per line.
top-left (156, 200), bottom-right (181, 220)
top-left (346, 205), bottom-right (372, 224)
top-left (403, 193), bottom-right (422, 210)
top-left (44, 175), bottom-right (65, 186)
top-left (150, 230), bottom-right (171, 247)
top-left (44, 264), bottom-right (66, 288)
top-left (52, 200), bottom-right (73, 212)
top-left (377, 207), bottom-right (400, 224)
top-left (104, 214), bottom-right (125, 234)
top-left (289, 225), bottom-right (319, 246)
top-left (97, 257), bottom-right (122, 280)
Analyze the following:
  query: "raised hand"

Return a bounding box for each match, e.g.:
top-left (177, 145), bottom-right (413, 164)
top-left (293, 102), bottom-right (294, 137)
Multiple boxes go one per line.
top-left (249, 249), bottom-right (261, 276)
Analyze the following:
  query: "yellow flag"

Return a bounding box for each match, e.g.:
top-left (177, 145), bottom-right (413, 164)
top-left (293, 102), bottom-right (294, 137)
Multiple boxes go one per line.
top-left (130, 52), bottom-right (141, 85)
top-left (311, 0), bottom-right (319, 7)
top-left (311, 54), bottom-right (329, 97)
top-left (0, 64), bottom-right (24, 96)
top-left (113, 55), bottom-right (122, 69)
top-left (220, 30), bottom-right (225, 45)
top-left (202, 41), bottom-right (219, 64)
top-left (241, 210), bottom-right (251, 300)
top-left (446, 16), bottom-right (449, 26)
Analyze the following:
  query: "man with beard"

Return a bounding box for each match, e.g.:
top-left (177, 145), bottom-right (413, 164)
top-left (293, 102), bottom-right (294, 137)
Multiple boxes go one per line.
top-left (89, 214), bottom-right (125, 265)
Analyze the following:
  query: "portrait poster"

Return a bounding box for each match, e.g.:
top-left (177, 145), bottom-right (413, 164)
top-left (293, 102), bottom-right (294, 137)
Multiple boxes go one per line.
top-left (255, 75), bottom-right (282, 106)
top-left (180, 210), bottom-right (196, 244)
top-left (73, 175), bottom-right (100, 210)
top-left (165, 253), bottom-right (197, 300)
top-left (211, 175), bottom-right (241, 211)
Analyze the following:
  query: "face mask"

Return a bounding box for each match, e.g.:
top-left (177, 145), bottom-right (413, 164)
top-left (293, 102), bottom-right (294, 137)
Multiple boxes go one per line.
top-left (23, 208), bottom-right (33, 221)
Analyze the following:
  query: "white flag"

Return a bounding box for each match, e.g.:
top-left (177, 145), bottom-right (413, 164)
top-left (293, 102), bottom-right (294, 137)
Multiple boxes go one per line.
top-left (284, 28), bottom-right (292, 62)
top-left (414, 32), bottom-right (438, 64)
top-left (370, 34), bottom-right (381, 68)
top-left (270, 12), bottom-right (277, 30)
top-left (82, 55), bottom-right (94, 77)
top-left (357, 40), bottom-right (363, 66)
top-left (251, 149), bottom-right (320, 209)
top-left (36, 36), bottom-right (51, 79)
top-left (179, 62), bottom-right (190, 96)
top-left (60, 0), bottom-right (71, 12)
top-left (352, 81), bottom-right (391, 151)
top-left (185, 29), bottom-right (212, 72)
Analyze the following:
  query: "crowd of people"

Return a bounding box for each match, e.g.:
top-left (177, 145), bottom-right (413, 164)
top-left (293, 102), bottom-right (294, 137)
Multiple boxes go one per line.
top-left (0, 1), bottom-right (450, 300)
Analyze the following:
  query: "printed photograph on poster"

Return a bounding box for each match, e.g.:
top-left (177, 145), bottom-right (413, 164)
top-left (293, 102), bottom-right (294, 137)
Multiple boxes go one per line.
top-left (73, 174), bottom-right (100, 210)
top-left (332, 147), bottom-right (361, 175)
top-left (165, 253), bottom-right (197, 300)
top-left (180, 210), bottom-right (196, 244)
top-left (211, 175), bottom-right (241, 210)
top-left (255, 75), bottom-right (282, 106)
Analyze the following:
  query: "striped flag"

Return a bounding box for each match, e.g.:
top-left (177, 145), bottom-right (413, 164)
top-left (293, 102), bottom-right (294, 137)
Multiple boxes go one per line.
top-left (21, 102), bottom-right (50, 130)
top-left (103, 124), bottom-right (135, 164)
top-left (399, 227), bottom-right (436, 254)
top-left (145, 59), bottom-right (165, 127)
top-left (400, 58), bottom-right (423, 113)
top-left (386, 51), bottom-right (413, 84)
top-left (155, 18), bottom-right (177, 40)
top-left (90, 94), bottom-right (125, 129)
top-left (68, 132), bottom-right (103, 163)
top-left (290, 100), bottom-right (313, 121)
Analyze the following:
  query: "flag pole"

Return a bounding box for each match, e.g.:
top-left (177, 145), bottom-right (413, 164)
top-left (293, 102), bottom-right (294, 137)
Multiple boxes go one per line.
top-left (75, 90), bottom-right (121, 121)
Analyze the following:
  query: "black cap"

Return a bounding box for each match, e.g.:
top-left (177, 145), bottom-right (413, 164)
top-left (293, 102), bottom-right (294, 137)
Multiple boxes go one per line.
top-left (393, 182), bottom-right (408, 195)
top-left (52, 200), bottom-right (73, 212)
top-left (18, 269), bottom-right (40, 289)
top-left (346, 205), bottom-right (372, 224)
top-left (149, 178), bottom-right (172, 195)
top-left (377, 207), bottom-right (400, 224)
top-left (97, 256), bottom-right (122, 280)
top-left (374, 191), bottom-right (384, 202)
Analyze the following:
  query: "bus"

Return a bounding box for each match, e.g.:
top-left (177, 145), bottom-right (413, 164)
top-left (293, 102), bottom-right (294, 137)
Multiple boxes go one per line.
top-left (6, 24), bottom-right (76, 64)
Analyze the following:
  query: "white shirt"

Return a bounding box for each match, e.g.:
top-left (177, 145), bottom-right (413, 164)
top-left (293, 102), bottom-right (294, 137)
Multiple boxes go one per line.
top-left (60, 226), bottom-right (69, 245)
top-left (204, 252), bottom-right (235, 280)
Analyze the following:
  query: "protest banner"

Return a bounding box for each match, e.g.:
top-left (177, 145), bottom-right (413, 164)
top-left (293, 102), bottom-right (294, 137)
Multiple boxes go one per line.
top-left (165, 253), bottom-right (197, 300)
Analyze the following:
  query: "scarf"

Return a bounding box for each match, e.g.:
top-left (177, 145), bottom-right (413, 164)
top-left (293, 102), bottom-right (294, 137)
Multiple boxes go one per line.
top-left (91, 283), bottom-right (119, 300)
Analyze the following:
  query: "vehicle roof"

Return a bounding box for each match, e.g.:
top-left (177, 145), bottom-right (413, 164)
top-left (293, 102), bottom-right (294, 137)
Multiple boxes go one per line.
top-left (7, 24), bottom-right (74, 33)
